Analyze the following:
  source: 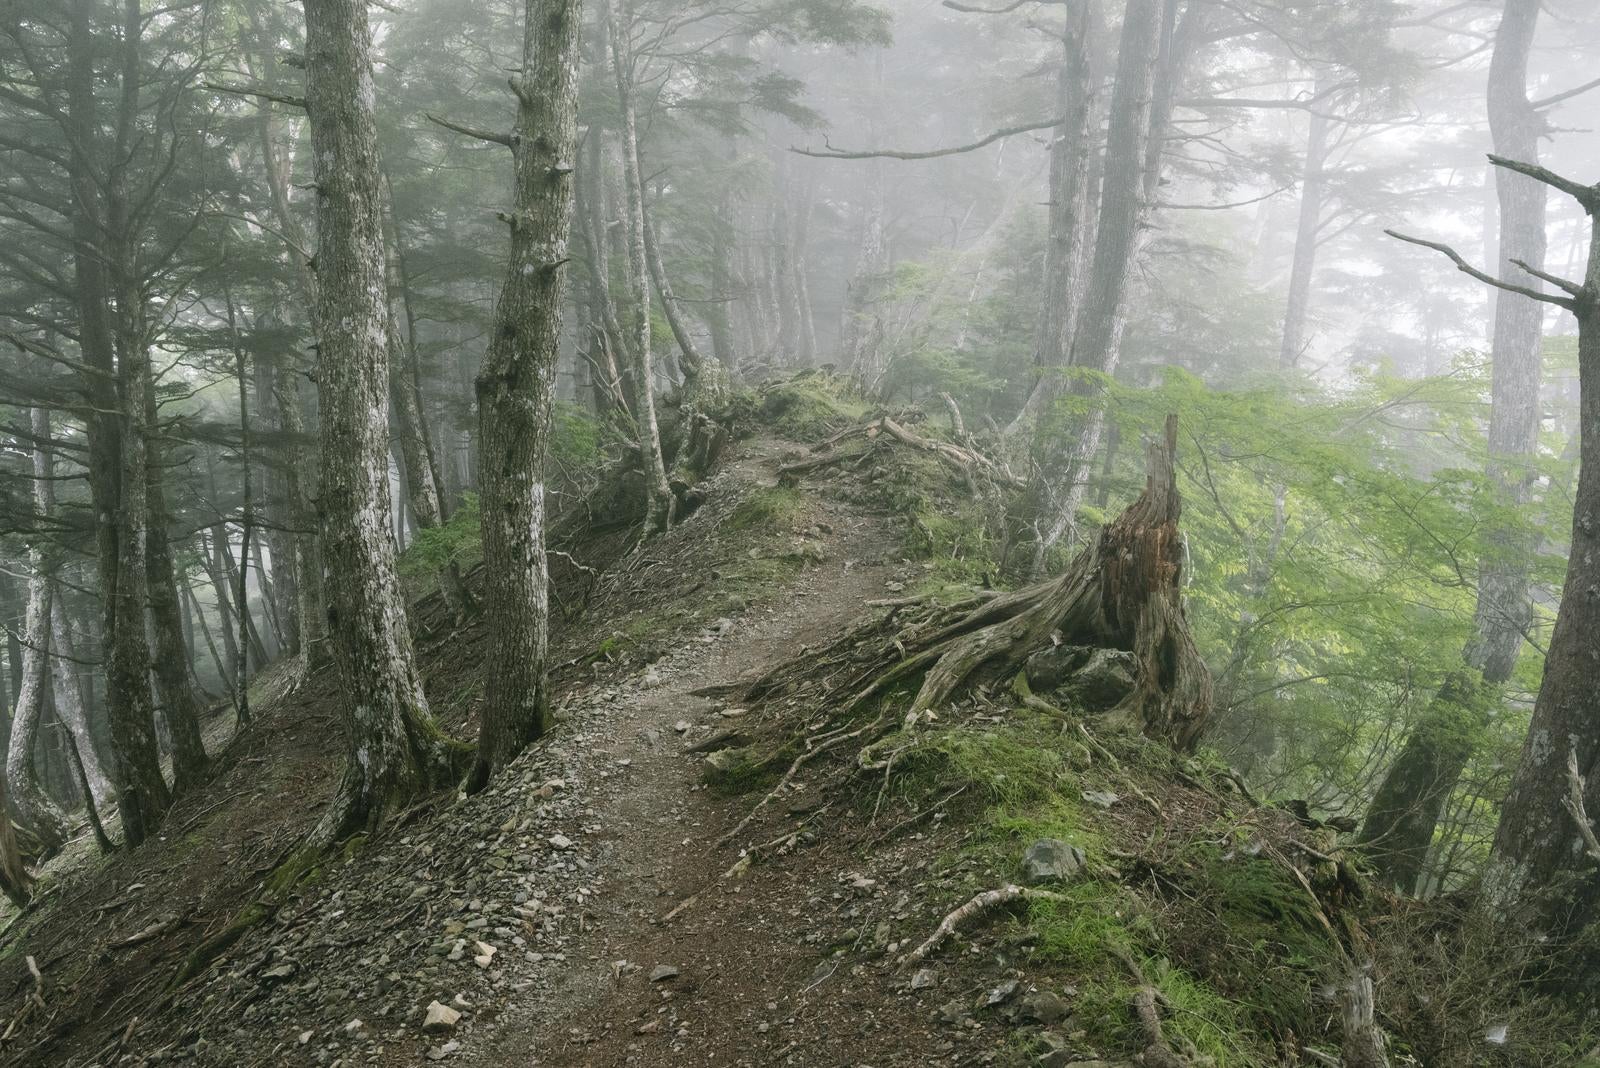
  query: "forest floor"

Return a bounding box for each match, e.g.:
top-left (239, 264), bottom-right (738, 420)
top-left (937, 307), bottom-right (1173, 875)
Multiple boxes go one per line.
top-left (0, 424), bottom-right (1118, 1068)
top-left (0, 394), bottom-right (1497, 1068)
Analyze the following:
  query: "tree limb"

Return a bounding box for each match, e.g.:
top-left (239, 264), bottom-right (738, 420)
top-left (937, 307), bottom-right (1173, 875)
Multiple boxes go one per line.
top-left (202, 81), bottom-right (306, 110)
top-left (791, 116), bottom-right (1062, 161)
top-left (1531, 74), bottom-right (1600, 112)
top-left (1487, 154), bottom-right (1598, 210)
top-left (942, 0), bottom-right (1066, 12)
top-left (1384, 230), bottom-right (1576, 310)
top-left (424, 113), bottom-right (513, 148)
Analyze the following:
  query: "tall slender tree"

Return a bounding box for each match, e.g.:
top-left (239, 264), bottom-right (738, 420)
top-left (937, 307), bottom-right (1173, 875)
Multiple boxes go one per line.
top-left (302, 0), bottom-right (463, 839)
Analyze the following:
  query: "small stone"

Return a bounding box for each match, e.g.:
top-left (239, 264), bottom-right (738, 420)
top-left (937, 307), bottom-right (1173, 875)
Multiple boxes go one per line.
top-left (261, 963), bottom-right (295, 982)
top-left (425, 1040), bottom-right (460, 1061)
top-left (422, 1001), bottom-right (460, 1034)
top-left (472, 940), bottom-right (497, 968)
top-left (343, 1018), bottom-right (364, 1035)
top-left (1020, 990), bottom-right (1072, 1024)
top-left (1081, 789), bottom-right (1119, 809)
top-left (297, 1031), bottom-right (314, 1045)
top-left (1021, 838), bottom-right (1087, 885)
top-left (674, 721), bottom-right (691, 734)
top-left (635, 1019), bottom-right (661, 1034)
top-left (910, 968), bottom-right (937, 990)
top-left (983, 978), bottom-right (1020, 1007)
top-left (649, 964), bottom-right (680, 983)
top-left (548, 834), bottom-right (574, 850)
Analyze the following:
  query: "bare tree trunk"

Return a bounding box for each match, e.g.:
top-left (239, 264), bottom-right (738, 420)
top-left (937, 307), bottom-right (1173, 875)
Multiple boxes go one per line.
top-left (1013, 0), bottom-right (1172, 575)
top-left (144, 377), bottom-right (209, 791)
top-left (1006, 0), bottom-right (1103, 428)
top-left (302, 0), bottom-right (464, 840)
top-left (8, 409), bottom-right (71, 851)
top-left (67, 0), bottom-right (170, 849)
top-left (466, 0), bottom-right (583, 791)
top-left (604, 0), bottom-right (673, 533)
top-left (1481, 173), bottom-right (1600, 932)
top-left (48, 589), bottom-right (115, 809)
top-left (642, 190), bottom-right (728, 406)
top-left (1277, 74), bottom-right (1333, 370)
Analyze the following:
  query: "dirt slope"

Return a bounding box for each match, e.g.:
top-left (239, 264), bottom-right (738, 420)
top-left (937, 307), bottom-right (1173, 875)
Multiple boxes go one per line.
top-left (0, 430), bottom-right (997, 1067)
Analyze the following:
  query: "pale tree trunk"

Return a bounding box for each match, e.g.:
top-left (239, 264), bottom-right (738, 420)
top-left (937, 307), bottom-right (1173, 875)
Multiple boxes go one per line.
top-left (303, 0), bottom-right (463, 840)
top-left (1007, 0), bottom-right (1103, 428)
top-left (642, 190), bottom-right (728, 406)
top-left (8, 409), bottom-right (71, 851)
top-left (466, 0), bottom-right (583, 790)
top-left (1359, 0), bottom-right (1545, 893)
top-left (840, 162), bottom-right (888, 389)
top-left (604, 0), bottom-right (673, 533)
top-left (49, 590), bottom-right (115, 809)
top-left (1278, 74), bottom-right (1333, 370)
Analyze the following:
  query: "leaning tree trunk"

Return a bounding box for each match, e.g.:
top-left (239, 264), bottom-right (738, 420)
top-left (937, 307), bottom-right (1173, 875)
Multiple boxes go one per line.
top-left (303, 0), bottom-right (464, 841)
top-left (1359, 0), bottom-right (1546, 894)
top-left (466, 0), bottom-right (583, 791)
top-left (48, 594), bottom-right (116, 809)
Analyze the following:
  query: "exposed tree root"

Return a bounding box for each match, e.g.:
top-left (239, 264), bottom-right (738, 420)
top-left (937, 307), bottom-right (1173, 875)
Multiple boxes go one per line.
top-left (778, 413), bottom-right (1021, 489)
top-left (896, 884), bottom-right (1066, 969)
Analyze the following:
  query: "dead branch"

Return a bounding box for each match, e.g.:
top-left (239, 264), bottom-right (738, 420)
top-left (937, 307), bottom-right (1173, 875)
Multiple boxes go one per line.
top-left (1384, 230), bottom-right (1576, 310)
top-left (791, 116), bottom-right (1062, 161)
top-left (424, 112), bottom-right (513, 147)
top-left (1487, 153), bottom-right (1599, 208)
top-left (1561, 746), bottom-right (1600, 865)
top-left (897, 884), bottom-right (1066, 969)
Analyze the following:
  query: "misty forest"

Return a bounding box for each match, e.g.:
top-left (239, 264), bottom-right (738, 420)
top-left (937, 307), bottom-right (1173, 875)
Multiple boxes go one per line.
top-left (0, 0), bottom-right (1599, 1064)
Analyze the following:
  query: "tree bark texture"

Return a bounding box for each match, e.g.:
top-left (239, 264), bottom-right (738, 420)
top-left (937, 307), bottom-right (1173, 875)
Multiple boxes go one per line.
top-left (303, 0), bottom-right (462, 840)
top-left (470, 0), bottom-right (583, 789)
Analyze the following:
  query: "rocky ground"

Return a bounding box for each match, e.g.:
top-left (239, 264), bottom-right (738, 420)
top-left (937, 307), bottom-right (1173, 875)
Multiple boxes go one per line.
top-left (0, 428), bottom-right (1177, 1068)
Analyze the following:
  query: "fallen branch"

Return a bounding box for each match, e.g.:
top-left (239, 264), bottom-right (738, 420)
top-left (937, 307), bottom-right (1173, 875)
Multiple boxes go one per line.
top-left (1560, 746), bottom-right (1600, 864)
top-left (897, 884), bottom-right (1066, 969)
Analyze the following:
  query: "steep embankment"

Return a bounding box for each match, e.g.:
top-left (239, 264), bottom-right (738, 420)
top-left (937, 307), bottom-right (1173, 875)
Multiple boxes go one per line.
top-left (0, 381), bottom-right (1551, 1068)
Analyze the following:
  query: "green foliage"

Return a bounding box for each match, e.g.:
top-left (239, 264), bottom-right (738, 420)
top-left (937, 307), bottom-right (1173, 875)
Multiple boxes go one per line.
top-left (760, 373), bottom-right (872, 441)
top-left (728, 486), bottom-right (806, 531)
top-left (398, 492), bottom-right (481, 580)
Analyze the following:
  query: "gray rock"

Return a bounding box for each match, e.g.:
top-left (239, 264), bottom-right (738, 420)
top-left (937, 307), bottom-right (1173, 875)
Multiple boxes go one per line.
top-left (910, 968), bottom-right (937, 990)
top-left (983, 978), bottom-right (1021, 1007)
top-left (649, 964), bottom-right (681, 982)
top-left (1021, 839), bottom-right (1087, 885)
top-left (1066, 649), bottom-right (1139, 708)
top-left (1024, 645), bottom-right (1093, 690)
top-left (422, 1001), bottom-right (460, 1034)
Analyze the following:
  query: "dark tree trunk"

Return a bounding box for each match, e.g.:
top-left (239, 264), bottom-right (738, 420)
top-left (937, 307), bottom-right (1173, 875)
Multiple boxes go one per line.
top-left (468, 0), bottom-right (583, 790)
top-left (302, 0), bottom-right (463, 840)
top-left (1482, 178), bottom-right (1600, 932)
top-left (1359, 0), bottom-right (1545, 893)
